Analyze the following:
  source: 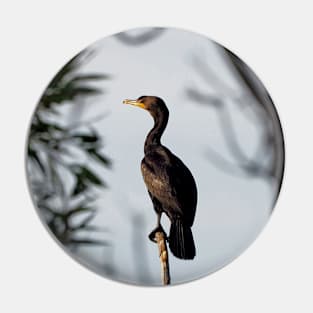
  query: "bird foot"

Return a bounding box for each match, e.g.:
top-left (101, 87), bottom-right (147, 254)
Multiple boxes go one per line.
top-left (149, 225), bottom-right (167, 243)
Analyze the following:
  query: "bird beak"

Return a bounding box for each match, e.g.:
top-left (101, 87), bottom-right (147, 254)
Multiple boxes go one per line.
top-left (123, 99), bottom-right (146, 109)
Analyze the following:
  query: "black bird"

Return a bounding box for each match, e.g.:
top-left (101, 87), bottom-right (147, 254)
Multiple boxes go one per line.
top-left (123, 96), bottom-right (197, 259)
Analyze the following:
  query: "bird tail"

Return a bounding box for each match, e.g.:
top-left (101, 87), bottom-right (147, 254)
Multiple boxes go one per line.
top-left (169, 219), bottom-right (195, 259)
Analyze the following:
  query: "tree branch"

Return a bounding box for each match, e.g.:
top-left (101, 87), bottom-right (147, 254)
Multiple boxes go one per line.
top-left (155, 231), bottom-right (171, 285)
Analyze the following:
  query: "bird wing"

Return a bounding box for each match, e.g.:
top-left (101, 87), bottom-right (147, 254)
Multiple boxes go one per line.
top-left (165, 155), bottom-right (197, 224)
top-left (141, 148), bottom-right (197, 225)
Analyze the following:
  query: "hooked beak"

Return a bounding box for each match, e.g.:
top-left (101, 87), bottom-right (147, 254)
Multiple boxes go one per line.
top-left (123, 99), bottom-right (146, 109)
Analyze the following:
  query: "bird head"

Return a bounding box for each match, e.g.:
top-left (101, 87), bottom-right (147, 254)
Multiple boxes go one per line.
top-left (123, 96), bottom-right (168, 119)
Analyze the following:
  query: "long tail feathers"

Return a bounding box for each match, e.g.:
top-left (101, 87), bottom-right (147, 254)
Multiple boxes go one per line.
top-left (169, 219), bottom-right (195, 259)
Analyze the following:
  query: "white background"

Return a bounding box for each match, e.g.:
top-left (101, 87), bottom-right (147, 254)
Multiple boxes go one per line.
top-left (0, 0), bottom-right (312, 312)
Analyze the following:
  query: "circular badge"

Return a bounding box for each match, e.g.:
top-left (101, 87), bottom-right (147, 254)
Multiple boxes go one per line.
top-left (26, 27), bottom-right (284, 286)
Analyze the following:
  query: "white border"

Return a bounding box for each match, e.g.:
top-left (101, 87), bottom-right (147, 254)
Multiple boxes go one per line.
top-left (1, 1), bottom-right (312, 311)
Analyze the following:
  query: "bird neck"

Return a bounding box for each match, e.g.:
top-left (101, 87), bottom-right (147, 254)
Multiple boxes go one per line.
top-left (144, 112), bottom-right (168, 154)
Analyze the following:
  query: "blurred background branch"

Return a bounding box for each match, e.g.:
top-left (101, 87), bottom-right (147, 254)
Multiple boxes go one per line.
top-left (115, 27), bottom-right (166, 46)
top-left (186, 45), bottom-right (284, 200)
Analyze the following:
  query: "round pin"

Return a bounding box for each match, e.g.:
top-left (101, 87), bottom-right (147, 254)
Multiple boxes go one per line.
top-left (26, 27), bottom-right (284, 286)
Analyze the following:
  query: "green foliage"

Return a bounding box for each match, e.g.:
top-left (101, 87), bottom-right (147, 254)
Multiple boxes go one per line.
top-left (38, 52), bottom-right (110, 111)
top-left (27, 50), bottom-right (111, 247)
top-left (71, 164), bottom-right (105, 196)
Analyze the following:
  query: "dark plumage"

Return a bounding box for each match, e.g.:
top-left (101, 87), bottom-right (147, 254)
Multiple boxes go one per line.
top-left (123, 96), bottom-right (197, 259)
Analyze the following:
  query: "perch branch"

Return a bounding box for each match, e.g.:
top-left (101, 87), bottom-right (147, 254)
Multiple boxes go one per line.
top-left (155, 231), bottom-right (171, 285)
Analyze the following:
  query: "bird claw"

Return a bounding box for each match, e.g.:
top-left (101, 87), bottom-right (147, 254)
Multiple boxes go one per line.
top-left (148, 225), bottom-right (167, 243)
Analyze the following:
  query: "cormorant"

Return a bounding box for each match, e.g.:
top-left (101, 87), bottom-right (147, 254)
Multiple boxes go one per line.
top-left (123, 96), bottom-right (197, 259)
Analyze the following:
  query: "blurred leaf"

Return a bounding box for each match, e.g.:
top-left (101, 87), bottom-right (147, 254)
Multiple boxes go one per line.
top-left (28, 147), bottom-right (45, 173)
top-left (71, 165), bottom-right (104, 196)
top-left (87, 148), bottom-right (112, 167)
top-left (68, 86), bottom-right (102, 97)
top-left (30, 117), bottom-right (66, 136)
top-left (71, 133), bottom-right (99, 143)
top-left (72, 179), bottom-right (88, 196)
top-left (186, 88), bottom-right (223, 107)
top-left (72, 74), bottom-right (111, 82)
top-left (72, 212), bottom-right (96, 230)
top-left (67, 238), bottom-right (108, 246)
top-left (81, 225), bottom-right (105, 232)
top-left (80, 166), bottom-right (104, 186)
top-left (66, 206), bottom-right (95, 218)
top-left (28, 48), bottom-right (112, 248)
top-left (40, 84), bottom-right (101, 108)
top-left (115, 28), bottom-right (165, 46)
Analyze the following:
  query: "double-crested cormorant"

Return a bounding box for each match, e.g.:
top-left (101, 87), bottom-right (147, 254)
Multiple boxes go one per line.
top-left (123, 96), bottom-right (197, 259)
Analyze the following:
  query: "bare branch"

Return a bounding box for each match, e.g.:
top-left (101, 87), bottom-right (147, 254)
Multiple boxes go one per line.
top-left (155, 231), bottom-right (171, 285)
